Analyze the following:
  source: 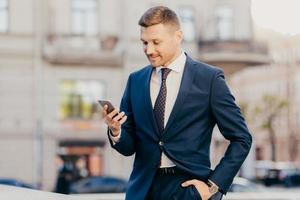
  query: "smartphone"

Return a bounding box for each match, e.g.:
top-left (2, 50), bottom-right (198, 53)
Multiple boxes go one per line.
top-left (98, 100), bottom-right (115, 114)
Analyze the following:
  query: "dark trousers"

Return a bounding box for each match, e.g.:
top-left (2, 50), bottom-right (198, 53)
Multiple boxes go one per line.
top-left (146, 168), bottom-right (223, 200)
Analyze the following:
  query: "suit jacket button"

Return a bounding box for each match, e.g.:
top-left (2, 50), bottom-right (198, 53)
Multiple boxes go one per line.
top-left (159, 141), bottom-right (164, 146)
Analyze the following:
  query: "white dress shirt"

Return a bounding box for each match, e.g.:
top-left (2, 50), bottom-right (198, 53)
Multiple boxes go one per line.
top-left (111, 51), bottom-right (187, 168)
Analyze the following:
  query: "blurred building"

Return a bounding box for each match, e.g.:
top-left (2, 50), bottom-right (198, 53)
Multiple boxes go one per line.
top-left (0, 0), bottom-right (267, 190)
top-left (230, 35), bottom-right (300, 166)
top-left (230, 65), bottom-right (300, 165)
top-left (196, 0), bottom-right (269, 75)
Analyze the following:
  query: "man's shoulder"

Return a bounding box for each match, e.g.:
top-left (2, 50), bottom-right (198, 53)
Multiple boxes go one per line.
top-left (129, 65), bottom-right (152, 78)
top-left (192, 59), bottom-right (223, 75)
top-left (187, 56), bottom-right (223, 79)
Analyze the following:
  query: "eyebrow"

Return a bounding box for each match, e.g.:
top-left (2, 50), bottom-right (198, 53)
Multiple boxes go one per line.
top-left (140, 39), bottom-right (161, 42)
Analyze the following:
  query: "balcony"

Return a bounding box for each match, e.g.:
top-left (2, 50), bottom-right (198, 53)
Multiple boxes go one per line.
top-left (42, 34), bottom-right (123, 67)
top-left (198, 40), bottom-right (270, 75)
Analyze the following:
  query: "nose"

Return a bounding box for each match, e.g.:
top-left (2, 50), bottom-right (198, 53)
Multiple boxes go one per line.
top-left (145, 43), bottom-right (154, 55)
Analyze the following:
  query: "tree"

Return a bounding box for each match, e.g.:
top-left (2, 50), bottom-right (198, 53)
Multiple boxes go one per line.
top-left (254, 95), bottom-right (288, 162)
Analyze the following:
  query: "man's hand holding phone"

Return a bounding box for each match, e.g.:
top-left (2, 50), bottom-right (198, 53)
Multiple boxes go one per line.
top-left (99, 100), bottom-right (127, 137)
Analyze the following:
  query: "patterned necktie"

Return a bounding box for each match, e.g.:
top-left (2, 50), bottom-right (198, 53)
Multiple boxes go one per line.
top-left (154, 68), bottom-right (172, 134)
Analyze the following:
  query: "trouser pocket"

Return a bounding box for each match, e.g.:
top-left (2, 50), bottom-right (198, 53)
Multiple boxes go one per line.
top-left (191, 185), bottom-right (202, 200)
top-left (172, 185), bottom-right (202, 200)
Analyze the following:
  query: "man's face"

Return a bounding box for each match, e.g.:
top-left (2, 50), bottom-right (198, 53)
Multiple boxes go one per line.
top-left (140, 23), bottom-right (182, 67)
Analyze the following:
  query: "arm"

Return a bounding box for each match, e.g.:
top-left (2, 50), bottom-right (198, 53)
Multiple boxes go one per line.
top-left (208, 69), bottom-right (252, 194)
top-left (106, 74), bottom-right (137, 156)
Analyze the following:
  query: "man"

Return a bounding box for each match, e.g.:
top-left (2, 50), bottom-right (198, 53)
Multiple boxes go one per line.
top-left (102, 6), bottom-right (252, 200)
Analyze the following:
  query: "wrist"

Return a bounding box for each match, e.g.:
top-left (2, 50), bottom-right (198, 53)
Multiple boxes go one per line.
top-left (207, 179), bottom-right (219, 195)
top-left (109, 127), bottom-right (120, 137)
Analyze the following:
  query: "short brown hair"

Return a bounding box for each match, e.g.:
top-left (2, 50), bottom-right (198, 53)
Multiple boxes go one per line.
top-left (138, 6), bottom-right (180, 28)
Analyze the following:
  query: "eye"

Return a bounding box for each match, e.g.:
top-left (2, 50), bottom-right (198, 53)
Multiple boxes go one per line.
top-left (141, 41), bottom-right (147, 46)
top-left (153, 40), bottom-right (160, 45)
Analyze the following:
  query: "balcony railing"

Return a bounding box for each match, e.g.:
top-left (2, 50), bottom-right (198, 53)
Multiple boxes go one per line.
top-left (42, 34), bottom-right (123, 66)
top-left (197, 40), bottom-right (270, 67)
top-left (198, 40), bottom-right (268, 54)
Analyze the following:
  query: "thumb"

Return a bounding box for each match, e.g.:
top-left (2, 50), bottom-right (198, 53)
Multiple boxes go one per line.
top-left (181, 180), bottom-right (194, 187)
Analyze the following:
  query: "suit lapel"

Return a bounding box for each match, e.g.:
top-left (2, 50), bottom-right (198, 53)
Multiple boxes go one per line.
top-left (143, 66), bottom-right (160, 138)
top-left (164, 56), bottom-right (196, 133)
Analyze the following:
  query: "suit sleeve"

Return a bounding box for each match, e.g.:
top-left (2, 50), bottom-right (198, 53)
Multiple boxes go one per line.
top-left (107, 74), bottom-right (137, 156)
top-left (208, 69), bottom-right (252, 194)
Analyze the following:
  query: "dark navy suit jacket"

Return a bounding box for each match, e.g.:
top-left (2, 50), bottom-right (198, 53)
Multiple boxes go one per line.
top-left (108, 55), bottom-right (252, 200)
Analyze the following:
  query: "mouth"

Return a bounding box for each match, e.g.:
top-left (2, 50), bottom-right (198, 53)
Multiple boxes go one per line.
top-left (148, 55), bottom-right (160, 61)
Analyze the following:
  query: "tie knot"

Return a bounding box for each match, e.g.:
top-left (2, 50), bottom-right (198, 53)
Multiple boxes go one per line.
top-left (161, 68), bottom-right (172, 81)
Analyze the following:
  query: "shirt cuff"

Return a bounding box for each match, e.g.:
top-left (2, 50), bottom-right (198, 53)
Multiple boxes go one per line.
top-left (109, 128), bottom-right (121, 145)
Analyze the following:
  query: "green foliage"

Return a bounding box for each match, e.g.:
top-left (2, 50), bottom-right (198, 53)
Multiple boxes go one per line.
top-left (240, 94), bottom-right (288, 161)
top-left (253, 94), bottom-right (288, 161)
top-left (254, 94), bottom-right (288, 130)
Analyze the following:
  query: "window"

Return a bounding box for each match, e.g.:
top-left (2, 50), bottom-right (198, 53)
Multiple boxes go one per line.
top-left (215, 5), bottom-right (234, 40)
top-left (71, 0), bottom-right (98, 35)
top-left (178, 7), bottom-right (196, 42)
top-left (0, 0), bottom-right (8, 32)
top-left (59, 80), bottom-right (105, 120)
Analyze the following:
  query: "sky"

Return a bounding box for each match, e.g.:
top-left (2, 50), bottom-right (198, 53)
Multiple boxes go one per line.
top-left (251, 0), bottom-right (300, 36)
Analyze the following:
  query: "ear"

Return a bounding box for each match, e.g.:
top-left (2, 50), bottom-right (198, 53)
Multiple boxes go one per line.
top-left (175, 29), bottom-right (183, 43)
